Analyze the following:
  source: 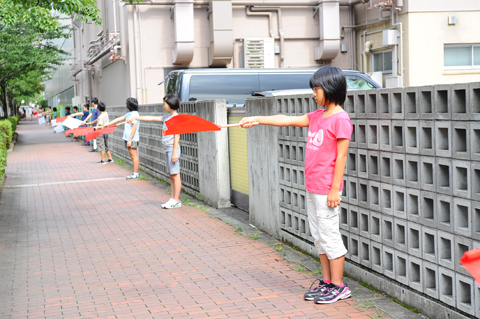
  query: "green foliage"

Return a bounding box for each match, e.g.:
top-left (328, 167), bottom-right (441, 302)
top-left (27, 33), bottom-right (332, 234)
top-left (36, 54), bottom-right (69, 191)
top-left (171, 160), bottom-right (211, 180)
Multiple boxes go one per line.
top-left (235, 226), bottom-right (242, 232)
top-left (0, 118), bottom-right (18, 185)
top-left (0, 120), bottom-right (13, 149)
top-left (138, 175), bottom-right (149, 181)
top-left (6, 117), bottom-right (18, 133)
top-left (313, 267), bottom-right (322, 275)
top-left (292, 265), bottom-right (308, 273)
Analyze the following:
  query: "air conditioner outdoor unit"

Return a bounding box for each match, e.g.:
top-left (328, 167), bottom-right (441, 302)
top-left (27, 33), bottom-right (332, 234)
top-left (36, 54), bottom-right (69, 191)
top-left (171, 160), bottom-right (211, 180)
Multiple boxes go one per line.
top-left (243, 38), bottom-right (275, 68)
top-left (71, 96), bottom-right (82, 107)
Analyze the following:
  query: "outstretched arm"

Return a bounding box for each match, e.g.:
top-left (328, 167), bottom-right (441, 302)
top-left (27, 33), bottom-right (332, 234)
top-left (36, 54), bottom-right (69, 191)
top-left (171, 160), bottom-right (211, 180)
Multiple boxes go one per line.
top-left (68, 112), bottom-right (83, 117)
top-left (126, 115), bottom-right (163, 123)
top-left (239, 114), bottom-right (309, 128)
top-left (103, 115), bottom-right (127, 127)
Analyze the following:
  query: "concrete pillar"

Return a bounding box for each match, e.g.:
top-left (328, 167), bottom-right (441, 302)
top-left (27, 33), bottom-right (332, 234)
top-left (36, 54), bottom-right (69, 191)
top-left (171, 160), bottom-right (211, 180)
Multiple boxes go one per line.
top-left (196, 99), bottom-right (231, 208)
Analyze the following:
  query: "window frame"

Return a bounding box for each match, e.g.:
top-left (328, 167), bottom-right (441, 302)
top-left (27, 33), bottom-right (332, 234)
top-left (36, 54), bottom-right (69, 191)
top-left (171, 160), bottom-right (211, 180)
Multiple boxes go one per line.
top-left (371, 50), bottom-right (393, 75)
top-left (444, 44), bottom-right (480, 70)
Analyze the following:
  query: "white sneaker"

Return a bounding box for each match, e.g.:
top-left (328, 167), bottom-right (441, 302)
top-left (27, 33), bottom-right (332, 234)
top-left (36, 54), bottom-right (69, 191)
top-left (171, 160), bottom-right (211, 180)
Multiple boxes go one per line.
top-left (161, 198), bottom-right (175, 208)
top-left (164, 200), bottom-right (182, 209)
top-left (126, 173), bottom-right (139, 179)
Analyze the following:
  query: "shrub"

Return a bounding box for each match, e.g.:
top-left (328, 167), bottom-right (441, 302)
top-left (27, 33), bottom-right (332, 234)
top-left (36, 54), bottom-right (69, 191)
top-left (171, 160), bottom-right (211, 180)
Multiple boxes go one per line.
top-left (0, 118), bottom-right (15, 185)
top-left (0, 120), bottom-right (13, 149)
top-left (7, 116), bottom-right (18, 133)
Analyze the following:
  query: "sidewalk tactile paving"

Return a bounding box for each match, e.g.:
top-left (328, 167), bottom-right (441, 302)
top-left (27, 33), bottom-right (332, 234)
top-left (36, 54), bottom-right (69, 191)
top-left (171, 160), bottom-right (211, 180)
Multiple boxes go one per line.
top-left (0, 120), bottom-right (388, 318)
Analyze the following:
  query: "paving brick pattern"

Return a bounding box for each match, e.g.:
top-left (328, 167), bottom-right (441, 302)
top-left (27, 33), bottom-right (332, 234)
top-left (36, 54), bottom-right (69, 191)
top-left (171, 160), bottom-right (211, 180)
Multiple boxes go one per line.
top-left (0, 120), bottom-right (383, 318)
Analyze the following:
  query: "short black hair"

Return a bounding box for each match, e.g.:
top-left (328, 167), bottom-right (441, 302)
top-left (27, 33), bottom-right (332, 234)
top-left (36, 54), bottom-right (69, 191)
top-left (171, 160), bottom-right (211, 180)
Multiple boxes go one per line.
top-left (83, 104), bottom-right (89, 110)
top-left (309, 66), bottom-right (347, 106)
top-left (65, 106), bottom-right (71, 112)
top-left (73, 106), bottom-right (78, 111)
top-left (97, 102), bottom-right (106, 112)
top-left (126, 97), bottom-right (138, 111)
top-left (91, 97), bottom-right (98, 105)
top-left (53, 107), bottom-right (57, 112)
top-left (163, 93), bottom-right (180, 110)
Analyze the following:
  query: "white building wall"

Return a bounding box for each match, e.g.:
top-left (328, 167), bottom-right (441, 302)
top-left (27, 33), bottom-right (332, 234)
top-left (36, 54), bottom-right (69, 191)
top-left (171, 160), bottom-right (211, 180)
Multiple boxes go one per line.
top-left (72, 1), bottom-right (358, 106)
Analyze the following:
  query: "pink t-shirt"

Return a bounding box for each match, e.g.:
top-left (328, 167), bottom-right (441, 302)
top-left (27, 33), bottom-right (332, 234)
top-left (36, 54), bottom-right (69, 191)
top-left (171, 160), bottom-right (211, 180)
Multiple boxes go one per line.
top-left (305, 109), bottom-right (353, 195)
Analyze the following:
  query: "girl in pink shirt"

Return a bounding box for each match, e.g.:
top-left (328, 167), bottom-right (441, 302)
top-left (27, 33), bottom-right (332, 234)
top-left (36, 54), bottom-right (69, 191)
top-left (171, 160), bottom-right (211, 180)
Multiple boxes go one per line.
top-left (240, 66), bottom-right (352, 304)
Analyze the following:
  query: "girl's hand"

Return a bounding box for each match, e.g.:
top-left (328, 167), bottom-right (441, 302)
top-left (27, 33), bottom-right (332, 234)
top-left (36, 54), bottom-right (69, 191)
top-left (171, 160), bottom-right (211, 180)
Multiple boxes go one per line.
top-left (327, 188), bottom-right (341, 208)
top-left (127, 140), bottom-right (132, 148)
top-left (172, 153), bottom-right (178, 163)
top-left (239, 117), bottom-right (259, 128)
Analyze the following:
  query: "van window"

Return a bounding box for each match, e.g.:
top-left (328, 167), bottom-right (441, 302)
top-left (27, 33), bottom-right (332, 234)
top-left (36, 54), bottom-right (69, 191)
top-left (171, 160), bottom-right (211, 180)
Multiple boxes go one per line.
top-left (165, 72), bottom-right (179, 95)
top-left (346, 75), bottom-right (376, 89)
top-left (259, 73), bottom-right (313, 91)
top-left (188, 74), bottom-right (259, 104)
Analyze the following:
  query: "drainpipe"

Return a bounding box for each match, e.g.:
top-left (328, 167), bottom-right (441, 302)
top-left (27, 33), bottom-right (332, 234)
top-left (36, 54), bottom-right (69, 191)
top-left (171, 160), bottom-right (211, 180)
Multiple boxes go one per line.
top-left (391, 5), bottom-right (403, 85)
top-left (245, 7), bottom-right (274, 38)
top-left (119, 1), bottom-right (127, 58)
top-left (133, 5), bottom-right (143, 102)
top-left (248, 6), bottom-right (284, 67)
top-left (208, 0), bottom-right (234, 67)
top-left (362, 40), bottom-right (372, 73)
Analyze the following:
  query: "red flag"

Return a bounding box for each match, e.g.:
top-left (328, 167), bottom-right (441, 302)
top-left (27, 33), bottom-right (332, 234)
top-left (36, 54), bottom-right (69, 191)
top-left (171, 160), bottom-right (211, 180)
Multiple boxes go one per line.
top-left (65, 129), bottom-right (74, 137)
top-left (163, 114), bottom-right (222, 136)
top-left (85, 125), bottom-right (117, 142)
top-left (460, 247), bottom-right (480, 285)
top-left (72, 127), bottom-right (95, 137)
top-left (55, 116), bottom-right (68, 123)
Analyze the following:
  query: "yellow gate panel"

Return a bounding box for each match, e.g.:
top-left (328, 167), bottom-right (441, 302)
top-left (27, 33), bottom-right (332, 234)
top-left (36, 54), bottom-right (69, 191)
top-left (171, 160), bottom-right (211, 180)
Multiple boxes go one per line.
top-left (228, 115), bottom-right (249, 195)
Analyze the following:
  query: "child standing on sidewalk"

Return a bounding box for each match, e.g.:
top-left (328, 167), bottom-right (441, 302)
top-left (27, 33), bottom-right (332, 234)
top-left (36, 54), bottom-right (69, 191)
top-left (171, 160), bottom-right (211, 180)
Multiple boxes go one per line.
top-left (104, 98), bottom-right (141, 179)
top-left (127, 93), bottom-right (182, 209)
top-left (95, 102), bottom-right (114, 164)
top-left (240, 67), bottom-right (352, 304)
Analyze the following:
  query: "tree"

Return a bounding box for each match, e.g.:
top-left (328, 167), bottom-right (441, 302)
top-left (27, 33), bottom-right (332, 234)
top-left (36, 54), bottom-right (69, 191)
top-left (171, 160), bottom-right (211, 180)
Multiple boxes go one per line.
top-left (1, 0), bottom-right (101, 27)
top-left (0, 14), bottom-right (70, 116)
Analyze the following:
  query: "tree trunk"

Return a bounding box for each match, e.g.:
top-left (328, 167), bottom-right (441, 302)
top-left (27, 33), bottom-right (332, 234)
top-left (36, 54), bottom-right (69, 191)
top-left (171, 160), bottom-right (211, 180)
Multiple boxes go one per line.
top-left (0, 85), bottom-right (7, 118)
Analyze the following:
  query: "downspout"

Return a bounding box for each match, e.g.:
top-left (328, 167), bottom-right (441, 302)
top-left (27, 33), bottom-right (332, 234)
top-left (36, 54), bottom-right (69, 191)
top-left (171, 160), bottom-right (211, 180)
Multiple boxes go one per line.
top-left (119, 1), bottom-right (127, 58)
top-left (392, 5), bottom-right (403, 85)
top-left (363, 40), bottom-right (372, 73)
top-left (248, 6), bottom-right (284, 67)
top-left (138, 7), bottom-right (147, 103)
top-left (245, 7), bottom-right (274, 38)
top-left (133, 5), bottom-right (143, 102)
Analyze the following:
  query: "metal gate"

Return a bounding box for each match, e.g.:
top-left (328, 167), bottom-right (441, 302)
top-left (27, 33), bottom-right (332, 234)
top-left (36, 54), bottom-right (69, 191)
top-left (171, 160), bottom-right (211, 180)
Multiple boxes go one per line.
top-left (227, 107), bottom-right (249, 211)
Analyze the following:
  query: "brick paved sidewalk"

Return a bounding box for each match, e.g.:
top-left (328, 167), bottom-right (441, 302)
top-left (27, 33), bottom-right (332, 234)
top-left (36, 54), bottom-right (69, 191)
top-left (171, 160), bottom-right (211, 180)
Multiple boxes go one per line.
top-left (0, 120), bottom-right (389, 319)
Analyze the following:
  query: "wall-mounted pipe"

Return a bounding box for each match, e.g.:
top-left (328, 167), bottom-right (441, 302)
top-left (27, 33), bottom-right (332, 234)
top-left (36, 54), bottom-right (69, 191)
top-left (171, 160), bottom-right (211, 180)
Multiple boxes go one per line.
top-left (362, 40), bottom-right (372, 73)
top-left (171, 0), bottom-right (195, 64)
top-left (118, 1), bottom-right (127, 58)
top-left (208, 0), bottom-right (234, 67)
top-left (248, 6), bottom-right (284, 67)
top-left (245, 7), bottom-right (274, 38)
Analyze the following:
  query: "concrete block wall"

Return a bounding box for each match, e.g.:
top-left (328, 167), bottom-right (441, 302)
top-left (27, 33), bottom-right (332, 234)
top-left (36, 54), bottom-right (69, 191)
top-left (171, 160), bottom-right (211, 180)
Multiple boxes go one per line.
top-left (246, 82), bottom-right (480, 319)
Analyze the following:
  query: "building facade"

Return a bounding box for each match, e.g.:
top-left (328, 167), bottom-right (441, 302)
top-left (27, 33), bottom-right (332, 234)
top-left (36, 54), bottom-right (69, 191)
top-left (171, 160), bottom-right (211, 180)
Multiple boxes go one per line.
top-left (69, 0), bottom-right (480, 106)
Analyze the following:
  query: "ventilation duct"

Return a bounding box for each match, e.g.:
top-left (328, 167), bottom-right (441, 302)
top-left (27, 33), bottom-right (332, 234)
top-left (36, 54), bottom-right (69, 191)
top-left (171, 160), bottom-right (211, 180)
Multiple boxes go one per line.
top-left (315, 0), bottom-right (340, 61)
top-left (208, 0), bottom-right (233, 67)
top-left (172, 0), bottom-right (195, 64)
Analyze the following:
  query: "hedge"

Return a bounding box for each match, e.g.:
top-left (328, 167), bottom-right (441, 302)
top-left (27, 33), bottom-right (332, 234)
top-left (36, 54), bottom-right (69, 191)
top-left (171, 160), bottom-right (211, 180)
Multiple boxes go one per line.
top-left (0, 116), bottom-right (19, 185)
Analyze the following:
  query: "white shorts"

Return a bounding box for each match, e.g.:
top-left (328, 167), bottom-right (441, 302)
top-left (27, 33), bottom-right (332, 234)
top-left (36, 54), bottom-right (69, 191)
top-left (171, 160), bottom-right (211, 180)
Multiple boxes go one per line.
top-left (306, 191), bottom-right (347, 260)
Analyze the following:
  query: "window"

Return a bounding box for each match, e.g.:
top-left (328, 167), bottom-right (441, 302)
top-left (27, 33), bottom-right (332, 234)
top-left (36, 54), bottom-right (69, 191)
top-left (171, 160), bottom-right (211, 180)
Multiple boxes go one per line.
top-left (372, 51), bottom-right (393, 74)
top-left (444, 44), bottom-right (480, 69)
top-left (346, 76), bottom-right (376, 90)
top-left (188, 74), bottom-right (260, 105)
